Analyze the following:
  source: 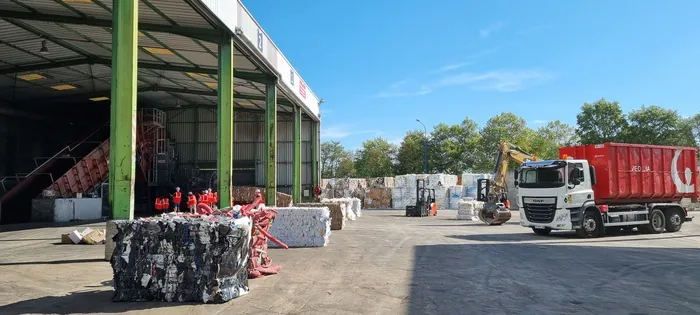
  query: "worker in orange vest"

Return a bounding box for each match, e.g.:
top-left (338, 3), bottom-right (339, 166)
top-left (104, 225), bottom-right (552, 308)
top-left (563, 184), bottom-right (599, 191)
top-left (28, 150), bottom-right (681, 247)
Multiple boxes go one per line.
top-left (187, 192), bottom-right (197, 213)
top-left (154, 197), bottom-right (163, 212)
top-left (171, 187), bottom-right (182, 212)
top-left (161, 196), bottom-right (170, 212)
top-left (200, 190), bottom-right (210, 207)
top-left (207, 188), bottom-right (214, 208)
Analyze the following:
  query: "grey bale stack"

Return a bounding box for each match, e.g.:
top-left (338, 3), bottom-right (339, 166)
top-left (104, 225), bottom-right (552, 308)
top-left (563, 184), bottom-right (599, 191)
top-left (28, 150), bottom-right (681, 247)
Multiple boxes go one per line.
top-left (110, 216), bottom-right (252, 303)
top-left (266, 207), bottom-right (332, 248)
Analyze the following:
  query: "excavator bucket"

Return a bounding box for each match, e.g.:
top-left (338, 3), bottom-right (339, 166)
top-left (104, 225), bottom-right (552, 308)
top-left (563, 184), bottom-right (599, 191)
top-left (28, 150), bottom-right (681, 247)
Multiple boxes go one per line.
top-left (478, 202), bottom-right (511, 225)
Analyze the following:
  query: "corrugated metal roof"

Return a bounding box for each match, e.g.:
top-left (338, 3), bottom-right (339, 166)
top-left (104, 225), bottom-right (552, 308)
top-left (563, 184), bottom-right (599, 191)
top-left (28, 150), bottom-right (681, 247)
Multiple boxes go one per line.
top-left (0, 0), bottom-right (315, 116)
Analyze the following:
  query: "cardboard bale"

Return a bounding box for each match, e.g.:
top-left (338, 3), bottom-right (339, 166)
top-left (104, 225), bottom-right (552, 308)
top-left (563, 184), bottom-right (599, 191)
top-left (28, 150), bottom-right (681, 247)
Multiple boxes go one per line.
top-left (364, 188), bottom-right (392, 209)
top-left (276, 192), bottom-right (293, 207)
top-left (266, 207), bottom-right (331, 248)
top-left (296, 203), bottom-right (346, 230)
top-left (231, 186), bottom-right (292, 207)
top-left (82, 229), bottom-right (106, 245)
top-left (321, 198), bottom-right (357, 220)
top-left (111, 216), bottom-right (251, 303)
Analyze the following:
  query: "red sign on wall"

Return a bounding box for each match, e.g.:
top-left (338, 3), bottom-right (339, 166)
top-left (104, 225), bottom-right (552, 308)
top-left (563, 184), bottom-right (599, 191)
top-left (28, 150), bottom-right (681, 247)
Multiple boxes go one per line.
top-left (299, 80), bottom-right (307, 99)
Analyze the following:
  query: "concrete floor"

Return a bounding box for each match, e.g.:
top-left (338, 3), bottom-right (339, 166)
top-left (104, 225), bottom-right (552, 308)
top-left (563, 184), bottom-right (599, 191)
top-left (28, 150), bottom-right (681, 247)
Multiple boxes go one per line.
top-left (0, 210), bottom-right (699, 315)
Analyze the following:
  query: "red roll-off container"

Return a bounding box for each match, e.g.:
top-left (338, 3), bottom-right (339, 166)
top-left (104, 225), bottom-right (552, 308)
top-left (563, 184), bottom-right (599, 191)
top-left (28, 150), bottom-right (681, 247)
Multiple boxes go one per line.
top-left (559, 143), bottom-right (699, 204)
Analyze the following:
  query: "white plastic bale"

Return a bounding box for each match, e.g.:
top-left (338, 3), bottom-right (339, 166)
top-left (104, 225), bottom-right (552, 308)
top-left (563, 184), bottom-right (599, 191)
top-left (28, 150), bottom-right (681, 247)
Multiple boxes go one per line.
top-left (266, 207), bottom-right (331, 248)
top-left (434, 186), bottom-right (449, 209)
top-left (351, 197), bottom-right (362, 217)
top-left (448, 186), bottom-right (464, 210)
top-left (321, 198), bottom-right (356, 220)
top-left (456, 200), bottom-right (484, 221)
top-left (392, 187), bottom-right (416, 209)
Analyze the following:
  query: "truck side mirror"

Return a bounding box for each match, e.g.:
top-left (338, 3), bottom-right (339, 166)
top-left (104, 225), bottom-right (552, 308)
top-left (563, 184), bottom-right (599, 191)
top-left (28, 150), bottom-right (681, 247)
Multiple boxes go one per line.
top-left (571, 177), bottom-right (581, 186)
top-left (513, 170), bottom-right (519, 180)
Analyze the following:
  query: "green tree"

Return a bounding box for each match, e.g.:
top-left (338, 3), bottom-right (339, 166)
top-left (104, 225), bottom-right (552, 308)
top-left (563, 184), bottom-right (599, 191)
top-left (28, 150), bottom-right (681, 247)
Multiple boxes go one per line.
top-left (475, 112), bottom-right (535, 171)
top-left (320, 141), bottom-right (347, 178)
top-left (395, 130), bottom-right (426, 175)
top-left (531, 120), bottom-right (579, 159)
top-left (576, 98), bottom-right (627, 144)
top-left (336, 150), bottom-right (356, 178)
top-left (624, 105), bottom-right (696, 147)
top-left (355, 137), bottom-right (396, 177)
top-left (427, 117), bottom-right (481, 174)
top-left (683, 114), bottom-right (700, 148)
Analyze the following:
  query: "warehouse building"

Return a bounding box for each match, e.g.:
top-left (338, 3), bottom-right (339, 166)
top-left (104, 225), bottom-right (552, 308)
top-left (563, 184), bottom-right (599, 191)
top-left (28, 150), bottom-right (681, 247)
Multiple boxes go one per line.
top-left (0, 0), bottom-right (321, 224)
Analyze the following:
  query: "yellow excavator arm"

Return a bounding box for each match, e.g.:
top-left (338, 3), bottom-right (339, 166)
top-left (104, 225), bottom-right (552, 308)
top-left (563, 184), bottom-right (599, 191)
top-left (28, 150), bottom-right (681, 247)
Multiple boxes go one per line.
top-left (491, 141), bottom-right (537, 195)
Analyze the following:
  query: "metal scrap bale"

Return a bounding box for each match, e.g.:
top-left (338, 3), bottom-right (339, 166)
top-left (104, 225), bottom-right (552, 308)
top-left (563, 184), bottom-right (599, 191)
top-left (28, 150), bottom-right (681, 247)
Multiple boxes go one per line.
top-left (110, 216), bottom-right (252, 303)
top-left (296, 203), bottom-right (346, 230)
top-left (266, 207), bottom-right (331, 248)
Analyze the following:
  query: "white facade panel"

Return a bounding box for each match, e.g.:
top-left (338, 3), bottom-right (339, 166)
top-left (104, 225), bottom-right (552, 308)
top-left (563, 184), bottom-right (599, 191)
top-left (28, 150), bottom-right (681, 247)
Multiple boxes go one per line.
top-left (202, 0), bottom-right (238, 32)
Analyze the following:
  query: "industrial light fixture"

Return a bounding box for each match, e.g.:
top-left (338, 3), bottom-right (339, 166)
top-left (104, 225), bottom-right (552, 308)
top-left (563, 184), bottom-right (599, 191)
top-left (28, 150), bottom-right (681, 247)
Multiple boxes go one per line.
top-left (204, 81), bottom-right (217, 88)
top-left (39, 39), bottom-right (49, 55)
top-left (17, 73), bottom-right (46, 81)
top-left (89, 96), bottom-right (109, 102)
top-left (143, 47), bottom-right (174, 56)
top-left (51, 84), bottom-right (77, 91)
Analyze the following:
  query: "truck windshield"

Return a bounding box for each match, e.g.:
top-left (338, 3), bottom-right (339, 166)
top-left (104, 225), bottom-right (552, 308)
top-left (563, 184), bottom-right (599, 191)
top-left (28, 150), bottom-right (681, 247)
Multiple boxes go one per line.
top-left (519, 165), bottom-right (566, 188)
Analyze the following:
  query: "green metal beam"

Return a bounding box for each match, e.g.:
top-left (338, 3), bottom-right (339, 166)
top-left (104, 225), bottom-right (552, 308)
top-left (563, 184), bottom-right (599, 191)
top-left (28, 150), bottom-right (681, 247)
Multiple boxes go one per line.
top-left (293, 106), bottom-right (302, 202)
top-left (312, 120), bottom-right (319, 188)
top-left (217, 36), bottom-right (234, 208)
top-left (109, 0), bottom-right (138, 220)
top-left (265, 83), bottom-right (277, 206)
top-left (0, 9), bottom-right (221, 43)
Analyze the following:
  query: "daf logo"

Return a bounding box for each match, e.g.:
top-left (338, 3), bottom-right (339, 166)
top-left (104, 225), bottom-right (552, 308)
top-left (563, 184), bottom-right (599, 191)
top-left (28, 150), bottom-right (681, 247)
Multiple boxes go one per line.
top-left (531, 199), bottom-right (545, 203)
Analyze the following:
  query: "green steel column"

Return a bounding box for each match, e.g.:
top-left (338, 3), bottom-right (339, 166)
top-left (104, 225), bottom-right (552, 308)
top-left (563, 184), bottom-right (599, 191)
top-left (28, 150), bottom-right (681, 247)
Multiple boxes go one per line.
top-left (311, 120), bottom-right (319, 188)
top-left (293, 106), bottom-right (302, 201)
top-left (109, 0), bottom-right (138, 220)
top-left (217, 36), bottom-right (234, 208)
top-left (265, 83), bottom-right (277, 205)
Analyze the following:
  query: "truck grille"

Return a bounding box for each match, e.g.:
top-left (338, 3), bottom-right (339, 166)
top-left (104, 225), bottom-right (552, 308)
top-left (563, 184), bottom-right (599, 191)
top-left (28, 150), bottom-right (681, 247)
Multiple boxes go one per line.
top-left (523, 203), bottom-right (556, 223)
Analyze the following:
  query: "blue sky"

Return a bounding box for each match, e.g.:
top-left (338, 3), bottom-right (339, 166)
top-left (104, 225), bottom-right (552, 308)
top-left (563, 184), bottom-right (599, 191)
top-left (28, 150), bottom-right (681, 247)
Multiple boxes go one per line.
top-left (244, 0), bottom-right (700, 151)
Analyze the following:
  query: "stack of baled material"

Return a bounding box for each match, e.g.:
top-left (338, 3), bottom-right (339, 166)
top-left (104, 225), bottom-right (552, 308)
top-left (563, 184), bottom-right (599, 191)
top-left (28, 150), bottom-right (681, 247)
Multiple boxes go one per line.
top-left (321, 198), bottom-right (357, 220)
top-left (232, 186), bottom-right (293, 207)
top-left (448, 186), bottom-right (464, 209)
top-left (457, 199), bottom-right (484, 221)
top-left (110, 216), bottom-right (252, 303)
top-left (267, 207), bottom-right (331, 248)
top-left (296, 202), bottom-right (346, 230)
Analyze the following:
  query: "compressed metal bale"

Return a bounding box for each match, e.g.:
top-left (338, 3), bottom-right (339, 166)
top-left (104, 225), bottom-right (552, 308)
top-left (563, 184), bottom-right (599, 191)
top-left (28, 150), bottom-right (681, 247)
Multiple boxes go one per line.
top-left (266, 207), bottom-right (331, 248)
top-left (296, 203), bottom-right (346, 230)
top-left (321, 198), bottom-right (356, 220)
top-left (110, 216), bottom-right (252, 303)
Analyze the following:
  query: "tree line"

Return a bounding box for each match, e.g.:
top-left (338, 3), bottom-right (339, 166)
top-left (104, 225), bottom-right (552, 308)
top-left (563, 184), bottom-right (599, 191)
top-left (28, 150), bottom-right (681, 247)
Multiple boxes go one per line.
top-left (321, 98), bottom-right (700, 178)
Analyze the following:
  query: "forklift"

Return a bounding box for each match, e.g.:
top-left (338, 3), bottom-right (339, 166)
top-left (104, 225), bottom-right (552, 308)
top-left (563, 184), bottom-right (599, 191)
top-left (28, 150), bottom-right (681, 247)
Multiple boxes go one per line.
top-left (405, 179), bottom-right (437, 217)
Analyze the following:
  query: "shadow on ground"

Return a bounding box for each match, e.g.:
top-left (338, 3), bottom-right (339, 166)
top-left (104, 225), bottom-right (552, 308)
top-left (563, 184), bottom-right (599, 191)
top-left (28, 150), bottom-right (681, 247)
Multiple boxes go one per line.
top-left (408, 243), bottom-right (700, 315)
top-left (0, 290), bottom-right (197, 314)
top-left (447, 231), bottom-right (700, 244)
top-left (0, 258), bottom-right (105, 266)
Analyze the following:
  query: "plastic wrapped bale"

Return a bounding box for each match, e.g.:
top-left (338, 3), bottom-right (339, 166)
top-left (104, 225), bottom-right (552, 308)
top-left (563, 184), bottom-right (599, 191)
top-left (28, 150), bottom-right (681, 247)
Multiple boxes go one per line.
top-left (426, 174), bottom-right (458, 188)
top-left (364, 188), bottom-right (392, 209)
top-left (392, 187), bottom-right (416, 209)
top-left (266, 207), bottom-right (331, 248)
top-left (448, 186), bottom-right (464, 209)
top-left (351, 197), bottom-right (362, 217)
top-left (111, 216), bottom-right (252, 303)
top-left (296, 203), bottom-right (346, 230)
top-left (434, 187), bottom-right (449, 210)
top-left (321, 198), bottom-right (356, 220)
top-left (457, 200), bottom-right (483, 221)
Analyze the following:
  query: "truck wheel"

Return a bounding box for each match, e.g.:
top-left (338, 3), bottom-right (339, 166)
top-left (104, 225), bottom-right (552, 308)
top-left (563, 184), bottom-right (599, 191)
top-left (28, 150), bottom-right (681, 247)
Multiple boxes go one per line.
top-left (576, 210), bottom-right (602, 238)
top-left (664, 208), bottom-right (684, 233)
top-left (641, 209), bottom-right (666, 234)
top-left (532, 227), bottom-right (552, 236)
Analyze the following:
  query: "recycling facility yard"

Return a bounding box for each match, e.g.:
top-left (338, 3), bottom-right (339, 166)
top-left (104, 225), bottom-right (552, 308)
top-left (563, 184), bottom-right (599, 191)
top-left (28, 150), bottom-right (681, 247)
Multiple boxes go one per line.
top-left (0, 210), bottom-right (699, 315)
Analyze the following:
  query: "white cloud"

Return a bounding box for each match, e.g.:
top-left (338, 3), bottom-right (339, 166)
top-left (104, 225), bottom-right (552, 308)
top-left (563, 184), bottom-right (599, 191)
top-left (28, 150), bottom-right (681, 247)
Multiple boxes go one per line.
top-left (375, 85), bottom-right (432, 98)
top-left (433, 47), bottom-right (500, 73)
top-left (479, 21), bottom-right (505, 38)
top-left (438, 69), bottom-right (554, 92)
top-left (435, 62), bottom-right (473, 73)
top-left (321, 125), bottom-right (384, 139)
